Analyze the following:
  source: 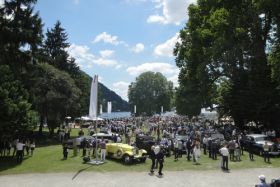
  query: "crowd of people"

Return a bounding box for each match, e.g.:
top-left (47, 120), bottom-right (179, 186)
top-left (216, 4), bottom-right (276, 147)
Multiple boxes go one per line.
top-left (0, 138), bottom-right (35, 163)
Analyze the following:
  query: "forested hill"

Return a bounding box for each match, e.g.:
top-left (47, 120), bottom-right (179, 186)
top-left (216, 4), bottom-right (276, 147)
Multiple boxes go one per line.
top-left (81, 71), bottom-right (129, 113)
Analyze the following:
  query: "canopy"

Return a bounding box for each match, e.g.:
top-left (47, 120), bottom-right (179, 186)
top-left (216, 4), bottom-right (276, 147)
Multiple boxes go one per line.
top-left (81, 116), bottom-right (103, 121)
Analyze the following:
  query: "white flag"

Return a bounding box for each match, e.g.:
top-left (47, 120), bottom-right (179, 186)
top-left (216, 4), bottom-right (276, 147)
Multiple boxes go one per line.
top-left (89, 75), bottom-right (98, 119)
top-left (100, 104), bottom-right (103, 114)
top-left (161, 106), bottom-right (163, 113)
top-left (134, 105), bottom-right (136, 114)
top-left (107, 101), bottom-right (112, 114)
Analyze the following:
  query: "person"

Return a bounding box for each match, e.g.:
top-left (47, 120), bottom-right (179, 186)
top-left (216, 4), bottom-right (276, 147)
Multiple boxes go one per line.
top-left (219, 144), bottom-right (229, 170)
top-left (63, 142), bottom-right (68, 159)
top-left (30, 140), bottom-right (35, 156)
top-left (202, 135), bottom-right (208, 155)
top-left (255, 175), bottom-right (270, 187)
top-left (248, 139), bottom-right (254, 161)
top-left (149, 145), bottom-right (156, 174)
top-left (157, 146), bottom-right (164, 176)
top-left (100, 138), bottom-right (106, 162)
top-left (174, 139), bottom-right (179, 161)
top-left (263, 141), bottom-right (270, 163)
top-left (16, 139), bottom-right (25, 163)
top-left (154, 144), bottom-right (160, 169)
top-left (193, 143), bottom-right (201, 164)
top-left (211, 140), bottom-right (218, 160)
top-left (186, 138), bottom-right (192, 161)
top-left (228, 139), bottom-right (235, 161)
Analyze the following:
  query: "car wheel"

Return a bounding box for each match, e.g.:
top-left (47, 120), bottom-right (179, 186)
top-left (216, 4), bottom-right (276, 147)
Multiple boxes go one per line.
top-left (123, 154), bottom-right (132, 164)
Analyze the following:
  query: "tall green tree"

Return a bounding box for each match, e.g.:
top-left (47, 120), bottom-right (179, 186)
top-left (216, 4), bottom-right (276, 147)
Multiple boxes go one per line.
top-left (128, 72), bottom-right (173, 116)
top-left (175, 0), bottom-right (280, 128)
top-left (0, 65), bottom-right (38, 137)
top-left (0, 0), bottom-right (43, 71)
top-left (30, 63), bottom-right (81, 135)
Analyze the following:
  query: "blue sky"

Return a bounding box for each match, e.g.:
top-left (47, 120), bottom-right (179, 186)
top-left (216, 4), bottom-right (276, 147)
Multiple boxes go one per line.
top-left (34, 0), bottom-right (196, 101)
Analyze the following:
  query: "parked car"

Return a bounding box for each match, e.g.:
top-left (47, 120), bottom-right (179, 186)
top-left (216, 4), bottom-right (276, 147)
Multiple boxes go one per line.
top-left (241, 134), bottom-right (280, 156)
top-left (92, 133), bottom-right (113, 140)
top-left (106, 143), bottom-right (147, 164)
top-left (135, 135), bottom-right (156, 155)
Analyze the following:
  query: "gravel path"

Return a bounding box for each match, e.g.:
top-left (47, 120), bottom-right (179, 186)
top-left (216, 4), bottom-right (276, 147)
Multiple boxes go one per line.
top-left (0, 168), bottom-right (279, 187)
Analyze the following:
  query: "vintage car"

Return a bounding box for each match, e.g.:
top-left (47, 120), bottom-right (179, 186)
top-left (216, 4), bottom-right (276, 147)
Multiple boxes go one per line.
top-left (106, 143), bottom-right (147, 164)
top-left (241, 134), bottom-right (280, 156)
top-left (135, 135), bottom-right (156, 155)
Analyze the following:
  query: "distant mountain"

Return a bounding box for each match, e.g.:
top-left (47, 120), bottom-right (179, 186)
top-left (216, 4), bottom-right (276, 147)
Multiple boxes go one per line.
top-left (98, 82), bottom-right (129, 112)
top-left (80, 71), bottom-right (129, 113)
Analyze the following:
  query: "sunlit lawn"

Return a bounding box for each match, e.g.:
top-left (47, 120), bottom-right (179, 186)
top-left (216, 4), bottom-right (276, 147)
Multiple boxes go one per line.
top-left (0, 144), bottom-right (279, 175)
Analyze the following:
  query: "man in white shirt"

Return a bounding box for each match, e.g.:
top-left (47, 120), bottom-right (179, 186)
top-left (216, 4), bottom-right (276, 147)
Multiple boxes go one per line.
top-left (16, 140), bottom-right (25, 163)
top-left (219, 144), bottom-right (229, 170)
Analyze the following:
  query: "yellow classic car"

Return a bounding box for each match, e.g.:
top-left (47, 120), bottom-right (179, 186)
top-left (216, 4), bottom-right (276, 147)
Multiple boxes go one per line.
top-left (106, 143), bottom-right (147, 164)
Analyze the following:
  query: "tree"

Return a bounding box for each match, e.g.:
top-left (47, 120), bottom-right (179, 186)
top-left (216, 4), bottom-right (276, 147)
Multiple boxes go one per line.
top-left (175, 0), bottom-right (280, 128)
top-left (30, 63), bottom-right (81, 135)
top-left (43, 21), bottom-right (74, 72)
top-left (0, 0), bottom-right (43, 71)
top-left (128, 72), bottom-right (173, 116)
top-left (0, 65), bottom-right (38, 137)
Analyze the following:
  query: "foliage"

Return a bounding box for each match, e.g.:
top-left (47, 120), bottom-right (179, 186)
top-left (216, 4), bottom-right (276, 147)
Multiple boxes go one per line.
top-left (175, 0), bottom-right (280, 128)
top-left (29, 63), bottom-right (81, 135)
top-left (0, 65), bottom-right (38, 137)
top-left (128, 72), bottom-right (173, 116)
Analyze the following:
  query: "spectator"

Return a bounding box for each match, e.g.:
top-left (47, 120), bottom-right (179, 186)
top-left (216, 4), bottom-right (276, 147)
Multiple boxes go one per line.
top-left (219, 144), bottom-right (229, 170)
top-left (30, 140), bottom-right (35, 156)
top-left (263, 141), bottom-right (270, 163)
top-left (255, 175), bottom-right (270, 187)
top-left (149, 146), bottom-right (156, 174)
top-left (193, 143), bottom-right (201, 164)
top-left (100, 138), bottom-right (106, 162)
top-left (16, 140), bottom-right (25, 163)
top-left (157, 147), bottom-right (165, 176)
top-left (63, 142), bottom-right (68, 159)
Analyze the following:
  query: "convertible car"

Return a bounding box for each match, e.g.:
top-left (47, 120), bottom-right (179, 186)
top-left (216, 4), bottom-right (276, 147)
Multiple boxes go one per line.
top-left (106, 143), bottom-right (147, 164)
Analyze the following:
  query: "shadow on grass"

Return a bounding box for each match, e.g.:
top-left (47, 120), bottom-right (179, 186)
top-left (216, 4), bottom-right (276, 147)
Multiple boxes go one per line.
top-left (72, 164), bottom-right (94, 180)
top-left (0, 156), bottom-right (29, 173)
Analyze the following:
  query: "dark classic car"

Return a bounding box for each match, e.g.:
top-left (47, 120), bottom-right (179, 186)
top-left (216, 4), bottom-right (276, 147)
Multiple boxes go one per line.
top-left (135, 135), bottom-right (156, 155)
top-left (241, 134), bottom-right (280, 156)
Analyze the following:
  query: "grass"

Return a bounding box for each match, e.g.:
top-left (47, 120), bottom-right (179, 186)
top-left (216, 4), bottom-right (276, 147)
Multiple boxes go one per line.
top-left (0, 145), bottom-right (279, 175)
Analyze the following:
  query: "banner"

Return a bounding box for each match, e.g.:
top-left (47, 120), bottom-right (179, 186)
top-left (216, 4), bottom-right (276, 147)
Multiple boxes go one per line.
top-left (107, 101), bottom-right (112, 114)
top-left (89, 75), bottom-right (98, 119)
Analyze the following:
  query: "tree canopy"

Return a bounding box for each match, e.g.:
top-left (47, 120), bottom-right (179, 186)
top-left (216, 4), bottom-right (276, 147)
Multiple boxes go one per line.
top-left (128, 72), bottom-right (173, 116)
top-left (175, 0), bottom-right (280, 128)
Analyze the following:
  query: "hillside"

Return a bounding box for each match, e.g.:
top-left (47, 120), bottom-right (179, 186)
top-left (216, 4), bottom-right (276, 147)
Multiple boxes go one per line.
top-left (80, 71), bottom-right (129, 113)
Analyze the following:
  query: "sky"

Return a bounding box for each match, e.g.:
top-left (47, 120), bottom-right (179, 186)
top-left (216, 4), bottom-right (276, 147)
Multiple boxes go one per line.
top-left (33, 0), bottom-right (196, 101)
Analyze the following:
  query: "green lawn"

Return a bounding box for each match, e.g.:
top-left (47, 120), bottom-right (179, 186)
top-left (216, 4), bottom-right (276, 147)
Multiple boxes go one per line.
top-left (0, 145), bottom-right (279, 175)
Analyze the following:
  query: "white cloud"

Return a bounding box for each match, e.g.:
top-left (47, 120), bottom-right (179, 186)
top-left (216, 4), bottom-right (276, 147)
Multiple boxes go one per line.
top-left (67, 44), bottom-right (118, 67)
top-left (112, 81), bottom-right (130, 101)
top-left (131, 43), bottom-right (145, 53)
top-left (147, 0), bottom-right (196, 25)
top-left (126, 62), bottom-right (178, 76)
top-left (167, 74), bottom-right (179, 87)
top-left (92, 32), bottom-right (123, 46)
top-left (154, 32), bottom-right (180, 57)
top-left (100, 50), bottom-right (114, 58)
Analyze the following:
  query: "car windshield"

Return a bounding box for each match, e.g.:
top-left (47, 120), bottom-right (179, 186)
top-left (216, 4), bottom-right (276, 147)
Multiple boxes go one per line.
top-left (254, 136), bottom-right (270, 142)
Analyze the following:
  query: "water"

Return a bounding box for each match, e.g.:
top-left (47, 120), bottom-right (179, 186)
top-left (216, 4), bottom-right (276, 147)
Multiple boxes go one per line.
top-left (99, 112), bottom-right (131, 119)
